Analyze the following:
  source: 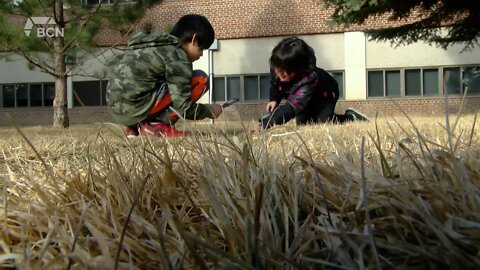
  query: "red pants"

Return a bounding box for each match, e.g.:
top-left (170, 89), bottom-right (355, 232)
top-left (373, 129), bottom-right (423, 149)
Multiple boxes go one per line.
top-left (148, 70), bottom-right (208, 122)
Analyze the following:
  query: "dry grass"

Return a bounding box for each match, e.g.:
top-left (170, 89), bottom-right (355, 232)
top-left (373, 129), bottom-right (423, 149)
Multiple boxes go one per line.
top-left (0, 113), bottom-right (479, 269)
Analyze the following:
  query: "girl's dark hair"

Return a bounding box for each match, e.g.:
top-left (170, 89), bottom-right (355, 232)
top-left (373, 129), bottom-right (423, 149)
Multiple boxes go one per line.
top-left (269, 37), bottom-right (313, 74)
top-left (170, 14), bottom-right (215, 50)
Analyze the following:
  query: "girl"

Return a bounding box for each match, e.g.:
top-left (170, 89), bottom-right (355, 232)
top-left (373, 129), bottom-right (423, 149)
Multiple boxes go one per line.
top-left (258, 37), bottom-right (368, 130)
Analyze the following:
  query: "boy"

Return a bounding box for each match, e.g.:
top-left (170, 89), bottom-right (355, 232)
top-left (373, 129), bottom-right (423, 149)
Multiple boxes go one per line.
top-left (258, 36), bottom-right (369, 130)
top-left (106, 14), bottom-right (222, 137)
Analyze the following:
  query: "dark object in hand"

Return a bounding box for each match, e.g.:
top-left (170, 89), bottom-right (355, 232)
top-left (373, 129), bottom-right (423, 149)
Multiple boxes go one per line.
top-left (222, 98), bottom-right (239, 108)
top-left (258, 111), bottom-right (273, 130)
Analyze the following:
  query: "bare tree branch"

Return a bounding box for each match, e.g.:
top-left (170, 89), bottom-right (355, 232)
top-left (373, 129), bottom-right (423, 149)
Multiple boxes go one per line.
top-left (19, 50), bottom-right (56, 77)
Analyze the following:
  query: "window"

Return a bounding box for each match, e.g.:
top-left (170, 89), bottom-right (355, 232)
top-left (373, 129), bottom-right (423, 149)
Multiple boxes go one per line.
top-left (11, 0), bottom-right (22, 7)
top-left (73, 80), bottom-right (108, 106)
top-left (43, 84), bottom-right (55, 106)
top-left (405, 69), bottom-right (421, 96)
top-left (0, 81), bottom-right (108, 108)
top-left (226, 77), bottom-right (240, 101)
top-left (368, 71), bottom-right (384, 97)
top-left (82, 0), bottom-right (100, 5)
top-left (212, 74), bottom-right (271, 102)
top-left (331, 72), bottom-right (344, 99)
top-left (368, 65), bottom-right (480, 97)
top-left (259, 75), bottom-right (270, 99)
top-left (30, 84), bottom-right (43, 106)
top-left (0, 83), bottom-right (57, 108)
top-left (368, 68), bottom-right (440, 97)
top-left (398, 68), bottom-right (438, 96)
top-left (81, 0), bottom-right (136, 5)
top-left (244, 76), bottom-right (259, 101)
top-left (3, 85), bottom-right (15, 108)
top-left (403, 68), bottom-right (440, 96)
top-left (101, 80), bottom-right (108, 105)
top-left (368, 70), bottom-right (402, 97)
top-left (443, 66), bottom-right (480, 95)
top-left (386, 71), bottom-right (401, 96)
top-left (16, 84), bottom-right (28, 107)
top-left (423, 69), bottom-right (439, 96)
top-left (444, 67), bottom-right (461, 95)
top-left (464, 67), bottom-right (480, 94)
top-left (2, 84), bottom-right (29, 107)
top-left (213, 72), bottom-right (343, 102)
top-left (212, 77), bottom-right (226, 102)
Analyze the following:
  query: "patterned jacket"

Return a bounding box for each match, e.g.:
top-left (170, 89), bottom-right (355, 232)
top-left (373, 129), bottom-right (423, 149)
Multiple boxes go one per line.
top-left (264, 67), bottom-right (339, 129)
top-left (106, 31), bottom-right (213, 126)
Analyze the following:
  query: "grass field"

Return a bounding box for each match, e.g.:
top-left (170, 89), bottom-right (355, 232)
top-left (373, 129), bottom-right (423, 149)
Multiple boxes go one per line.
top-left (0, 113), bottom-right (479, 269)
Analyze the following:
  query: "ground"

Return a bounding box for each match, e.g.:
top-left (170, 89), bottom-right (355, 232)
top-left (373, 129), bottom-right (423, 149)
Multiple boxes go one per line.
top-left (0, 114), bottom-right (479, 269)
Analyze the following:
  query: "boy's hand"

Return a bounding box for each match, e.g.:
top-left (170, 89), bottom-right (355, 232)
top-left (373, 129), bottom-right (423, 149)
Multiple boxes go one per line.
top-left (210, 103), bottom-right (223, 119)
top-left (266, 101), bottom-right (277, 112)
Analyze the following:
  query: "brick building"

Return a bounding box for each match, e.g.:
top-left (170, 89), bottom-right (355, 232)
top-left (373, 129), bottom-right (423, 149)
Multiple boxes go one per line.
top-left (0, 0), bottom-right (479, 125)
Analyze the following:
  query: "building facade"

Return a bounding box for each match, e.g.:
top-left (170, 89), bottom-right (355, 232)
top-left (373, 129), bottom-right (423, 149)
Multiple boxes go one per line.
top-left (1, 0), bottom-right (479, 125)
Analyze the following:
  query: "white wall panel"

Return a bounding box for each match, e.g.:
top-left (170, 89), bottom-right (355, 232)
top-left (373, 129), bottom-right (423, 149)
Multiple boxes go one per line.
top-left (0, 53), bottom-right (53, 83)
top-left (213, 34), bottom-right (344, 75)
top-left (344, 32), bottom-right (367, 100)
top-left (366, 39), bottom-right (480, 68)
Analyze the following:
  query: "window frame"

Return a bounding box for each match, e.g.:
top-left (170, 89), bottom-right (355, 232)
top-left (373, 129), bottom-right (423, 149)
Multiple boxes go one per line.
top-left (212, 74), bottom-right (272, 103)
top-left (0, 80), bottom-right (108, 108)
top-left (29, 84), bottom-right (45, 107)
top-left (330, 70), bottom-right (345, 99)
top-left (72, 80), bottom-right (108, 107)
top-left (81, 0), bottom-right (137, 6)
top-left (366, 65), bottom-right (480, 98)
top-left (2, 84), bottom-right (16, 108)
top-left (213, 71), bottom-right (345, 103)
top-left (462, 66), bottom-right (480, 94)
top-left (1, 83), bottom-right (32, 108)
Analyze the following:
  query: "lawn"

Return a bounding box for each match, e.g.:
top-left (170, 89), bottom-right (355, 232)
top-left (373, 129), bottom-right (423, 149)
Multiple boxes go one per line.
top-left (0, 113), bottom-right (479, 269)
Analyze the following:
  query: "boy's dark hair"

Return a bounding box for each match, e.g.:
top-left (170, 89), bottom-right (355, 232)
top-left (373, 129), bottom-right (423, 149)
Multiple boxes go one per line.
top-left (269, 37), bottom-right (313, 74)
top-left (170, 14), bottom-right (215, 50)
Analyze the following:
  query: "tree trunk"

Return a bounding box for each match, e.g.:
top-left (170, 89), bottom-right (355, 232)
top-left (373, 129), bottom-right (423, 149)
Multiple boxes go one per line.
top-left (53, 75), bottom-right (69, 128)
top-left (52, 0), bottom-right (68, 128)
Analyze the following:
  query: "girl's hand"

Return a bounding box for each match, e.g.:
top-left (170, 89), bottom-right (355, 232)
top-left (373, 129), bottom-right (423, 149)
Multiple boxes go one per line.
top-left (266, 101), bottom-right (277, 112)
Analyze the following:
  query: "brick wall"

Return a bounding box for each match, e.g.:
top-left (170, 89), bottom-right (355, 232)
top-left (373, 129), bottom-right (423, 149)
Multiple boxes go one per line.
top-left (219, 96), bottom-right (480, 122)
top-left (143, 0), bottom-right (343, 39)
top-left (95, 0), bottom-right (413, 45)
top-left (2, 97), bottom-right (477, 126)
top-left (1, 1), bottom-right (444, 47)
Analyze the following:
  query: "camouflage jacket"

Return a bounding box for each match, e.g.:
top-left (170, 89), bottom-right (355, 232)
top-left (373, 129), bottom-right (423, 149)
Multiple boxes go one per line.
top-left (106, 31), bottom-right (213, 126)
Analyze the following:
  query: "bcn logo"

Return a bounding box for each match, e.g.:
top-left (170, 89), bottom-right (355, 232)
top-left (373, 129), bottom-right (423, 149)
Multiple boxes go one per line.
top-left (24, 17), bottom-right (64, 38)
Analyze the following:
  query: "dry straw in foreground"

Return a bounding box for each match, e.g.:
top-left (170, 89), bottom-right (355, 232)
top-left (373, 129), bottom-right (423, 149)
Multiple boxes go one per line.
top-left (0, 113), bottom-right (479, 269)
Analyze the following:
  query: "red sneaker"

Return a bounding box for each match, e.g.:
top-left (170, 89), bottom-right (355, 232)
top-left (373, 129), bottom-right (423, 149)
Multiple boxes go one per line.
top-left (125, 126), bottom-right (139, 138)
top-left (139, 122), bottom-right (187, 137)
